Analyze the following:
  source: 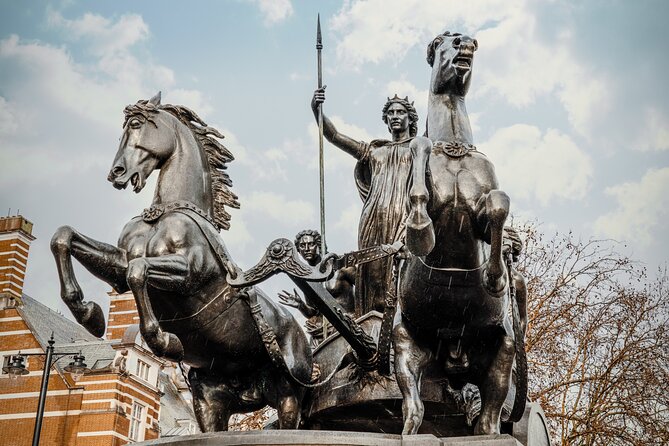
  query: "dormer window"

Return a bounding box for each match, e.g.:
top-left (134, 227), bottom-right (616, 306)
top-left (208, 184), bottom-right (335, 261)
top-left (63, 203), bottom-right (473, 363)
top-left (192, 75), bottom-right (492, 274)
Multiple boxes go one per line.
top-left (136, 359), bottom-right (150, 382)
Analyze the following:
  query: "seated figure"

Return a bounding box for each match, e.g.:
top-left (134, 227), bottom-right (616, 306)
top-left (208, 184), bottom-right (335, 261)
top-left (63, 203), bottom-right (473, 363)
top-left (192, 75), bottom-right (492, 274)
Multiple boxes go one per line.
top-left (278, 229), bottom-right (355, 347)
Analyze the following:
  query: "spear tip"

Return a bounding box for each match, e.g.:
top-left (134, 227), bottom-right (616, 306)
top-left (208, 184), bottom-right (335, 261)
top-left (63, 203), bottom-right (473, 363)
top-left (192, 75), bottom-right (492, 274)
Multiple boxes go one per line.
top-left (317, 13), bottom-right (322, 48)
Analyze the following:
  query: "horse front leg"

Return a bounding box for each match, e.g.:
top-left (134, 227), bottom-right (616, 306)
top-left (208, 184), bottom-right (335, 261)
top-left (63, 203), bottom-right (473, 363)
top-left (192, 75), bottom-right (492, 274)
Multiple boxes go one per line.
top-left (393, 317), bottom-right (432, 434)
top-left (50, 226), bottom-right (129, 338)
top-left (126, 255), bottom-right (189, 361)
top-left (477, 190), bottom-right (510, 295)
top-left (406, 136), bottom-right (435, 256)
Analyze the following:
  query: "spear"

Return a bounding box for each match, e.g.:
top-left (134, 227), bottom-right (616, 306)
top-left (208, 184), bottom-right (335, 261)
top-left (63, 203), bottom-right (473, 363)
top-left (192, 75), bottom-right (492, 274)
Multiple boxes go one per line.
top-left (316, 14), bottom-right (327, 255)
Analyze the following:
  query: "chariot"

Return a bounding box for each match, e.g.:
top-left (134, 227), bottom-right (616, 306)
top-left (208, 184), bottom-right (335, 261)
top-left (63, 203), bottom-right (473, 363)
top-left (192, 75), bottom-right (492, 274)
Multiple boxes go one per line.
top-left (51, 27), bottom-right (552, 445)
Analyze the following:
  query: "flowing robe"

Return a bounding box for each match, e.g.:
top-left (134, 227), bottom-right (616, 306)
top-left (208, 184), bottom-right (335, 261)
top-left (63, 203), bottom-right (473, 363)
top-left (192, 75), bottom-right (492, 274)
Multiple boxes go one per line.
top-left (353, 137), bottom-right (413, 315)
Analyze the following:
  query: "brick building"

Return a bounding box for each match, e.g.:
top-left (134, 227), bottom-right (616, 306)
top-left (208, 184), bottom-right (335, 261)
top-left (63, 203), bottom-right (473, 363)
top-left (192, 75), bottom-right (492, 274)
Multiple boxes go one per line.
top-left (0, 215), bottom-right (198, 445)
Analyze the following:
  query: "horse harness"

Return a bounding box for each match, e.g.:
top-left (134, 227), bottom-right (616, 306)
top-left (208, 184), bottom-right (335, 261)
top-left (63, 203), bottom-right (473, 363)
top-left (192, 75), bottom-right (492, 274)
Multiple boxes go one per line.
top-left (142, 201), bottom-right (290, 371)
top-left (141, 200), bottom-right (404, 381)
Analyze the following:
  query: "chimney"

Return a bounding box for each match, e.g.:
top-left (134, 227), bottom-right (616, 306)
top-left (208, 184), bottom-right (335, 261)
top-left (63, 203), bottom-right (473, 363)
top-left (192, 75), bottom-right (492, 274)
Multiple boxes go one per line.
top-left (0, 215), bottom-right (35, 307)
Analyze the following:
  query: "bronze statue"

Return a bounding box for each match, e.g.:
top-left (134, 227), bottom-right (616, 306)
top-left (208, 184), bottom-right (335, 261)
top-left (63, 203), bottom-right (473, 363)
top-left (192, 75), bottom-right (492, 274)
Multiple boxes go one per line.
top-left (279, 229), bottom-right (355, 347)
top-left (50, 93), bottom-right (313, 431)
top-left (394, 32), bottom-right (526, 434)
top-left (48, 22), bottom-right (547, 442)
top-left (311, 90), bottom-right (419, 316)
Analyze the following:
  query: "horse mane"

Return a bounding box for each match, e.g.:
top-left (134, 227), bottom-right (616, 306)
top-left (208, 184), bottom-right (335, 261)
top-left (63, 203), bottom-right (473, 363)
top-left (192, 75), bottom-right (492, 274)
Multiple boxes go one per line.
top-left (124, 99), bottom-right (240, 230)
top-left (162, 104), bottom-right (240, 230)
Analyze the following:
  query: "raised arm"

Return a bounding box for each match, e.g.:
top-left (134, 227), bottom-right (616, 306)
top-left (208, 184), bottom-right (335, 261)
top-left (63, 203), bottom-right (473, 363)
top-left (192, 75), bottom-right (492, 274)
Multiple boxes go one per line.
top-left (312, 87), bottom-right (366, 160)
top-left (278, 289), bottom-right (319, 318)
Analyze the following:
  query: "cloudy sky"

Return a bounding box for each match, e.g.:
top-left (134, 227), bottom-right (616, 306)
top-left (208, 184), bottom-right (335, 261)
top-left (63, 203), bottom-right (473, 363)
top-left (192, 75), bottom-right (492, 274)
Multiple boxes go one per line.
top-left (1, 0), bottom-right (668, 318)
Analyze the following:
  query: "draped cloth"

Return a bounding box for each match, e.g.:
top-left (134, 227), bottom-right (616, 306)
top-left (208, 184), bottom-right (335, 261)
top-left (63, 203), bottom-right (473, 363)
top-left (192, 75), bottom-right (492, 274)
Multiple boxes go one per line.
top-left (353, 137), bottom-right (413, 315)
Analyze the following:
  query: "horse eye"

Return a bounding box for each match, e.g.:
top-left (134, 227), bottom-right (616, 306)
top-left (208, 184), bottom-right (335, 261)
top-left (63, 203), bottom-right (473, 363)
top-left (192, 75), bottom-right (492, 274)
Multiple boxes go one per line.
top-left (452, 37), bottom-right (461, 47)
top-left (129, 118), bottom-right (142, 128)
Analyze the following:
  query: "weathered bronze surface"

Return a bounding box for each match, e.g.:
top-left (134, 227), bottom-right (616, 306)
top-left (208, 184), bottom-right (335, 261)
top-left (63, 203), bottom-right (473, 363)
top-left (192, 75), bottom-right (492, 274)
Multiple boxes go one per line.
top-left (230, 237), bottom-right (403, 371)
top-left (312, 90), bottom-right (418, 316)
top-left (51, 93), bottom-right (312, 431)
top-left (51, 25), bottom-right (542, 444)
top-left (396, 31), bottom-right (526, 435)
top-left (277, 230), bottom-right (355, 347)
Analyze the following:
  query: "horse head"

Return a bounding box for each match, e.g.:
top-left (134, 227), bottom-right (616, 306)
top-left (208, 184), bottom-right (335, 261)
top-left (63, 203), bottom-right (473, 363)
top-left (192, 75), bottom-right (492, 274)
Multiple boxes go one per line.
top-left (427, 31), bottom-right (478, 96)
top-left (108, 92), bottom-right (175, 193)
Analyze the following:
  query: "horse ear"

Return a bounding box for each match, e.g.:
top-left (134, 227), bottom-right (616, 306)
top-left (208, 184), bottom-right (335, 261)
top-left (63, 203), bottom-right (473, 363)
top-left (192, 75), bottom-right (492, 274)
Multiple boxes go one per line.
top-left (149, 92), bottom-right (162, 106)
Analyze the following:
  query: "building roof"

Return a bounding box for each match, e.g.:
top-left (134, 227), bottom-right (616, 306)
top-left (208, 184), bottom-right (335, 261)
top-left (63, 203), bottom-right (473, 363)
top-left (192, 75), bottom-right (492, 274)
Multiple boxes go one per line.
top-left (158, 372), bottom-right (199, 435)
top-left (17, 294), bottom-right (115, 371)
top-left (16, 292), bottom-right (198, 434)
top-left (0, 215), bottom-right (35, 239)
top-left (18, 294), bottom-right (99, 346)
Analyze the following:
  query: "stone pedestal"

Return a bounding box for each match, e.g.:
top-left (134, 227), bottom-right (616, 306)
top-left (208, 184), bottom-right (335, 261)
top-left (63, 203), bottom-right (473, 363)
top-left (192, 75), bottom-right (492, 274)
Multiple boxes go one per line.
top-left (137, 431), bottom-right (522, 446)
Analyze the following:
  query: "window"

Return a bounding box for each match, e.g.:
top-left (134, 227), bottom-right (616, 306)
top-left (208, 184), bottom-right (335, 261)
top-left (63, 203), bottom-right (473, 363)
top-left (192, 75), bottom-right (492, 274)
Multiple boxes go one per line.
top-left (128, 401), bottom-right (145, 441)
top-left (136, 359), bottom-right (150, 382)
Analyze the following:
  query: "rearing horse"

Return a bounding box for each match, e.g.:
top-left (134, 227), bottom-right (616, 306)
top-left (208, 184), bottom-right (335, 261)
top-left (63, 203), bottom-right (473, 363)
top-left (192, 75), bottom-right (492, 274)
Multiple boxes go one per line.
top-left (394, 32), bottom-right (523, 435)
top-left (51, 93), bottom-right (312, 431)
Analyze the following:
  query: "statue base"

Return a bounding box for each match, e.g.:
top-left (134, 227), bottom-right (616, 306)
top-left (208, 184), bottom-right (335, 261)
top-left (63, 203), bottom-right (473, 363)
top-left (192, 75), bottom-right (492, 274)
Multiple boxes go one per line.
top-left (136, 431), bottom-right (522, 446)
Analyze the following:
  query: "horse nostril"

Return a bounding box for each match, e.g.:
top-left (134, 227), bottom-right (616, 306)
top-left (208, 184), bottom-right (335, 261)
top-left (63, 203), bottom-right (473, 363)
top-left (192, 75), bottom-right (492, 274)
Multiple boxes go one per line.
top-left (462, 40), bottom-right (477, 52)
top-left (111, 165), bottom-right (125, 177)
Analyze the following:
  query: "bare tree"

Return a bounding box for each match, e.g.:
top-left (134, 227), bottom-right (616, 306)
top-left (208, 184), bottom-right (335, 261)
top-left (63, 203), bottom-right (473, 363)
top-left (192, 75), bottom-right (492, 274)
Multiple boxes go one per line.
top-left (516, 224), bottom-right (669, 445)
top-left (229, 406), bottom-right (275, 431)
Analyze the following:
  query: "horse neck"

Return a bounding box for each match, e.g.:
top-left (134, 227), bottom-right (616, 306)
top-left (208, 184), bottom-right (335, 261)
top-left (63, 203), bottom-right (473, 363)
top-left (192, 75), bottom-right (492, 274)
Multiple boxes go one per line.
top-left (153, 123), bottom-right (213, 212)
top-left (427, 92), bottom-right (473, 144)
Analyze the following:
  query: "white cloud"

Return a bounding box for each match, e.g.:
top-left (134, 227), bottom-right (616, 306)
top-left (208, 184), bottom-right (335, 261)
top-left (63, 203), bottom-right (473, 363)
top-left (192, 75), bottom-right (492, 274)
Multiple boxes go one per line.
top-left (223, 211), bottom-right (253, 253)
top-left (594, 168), bottom-right (669, 246)
top-left (47, 11), bottom-right (149, 55)
top-left (634, 107), bottom-right (669, 151)
top-left (223, 128), bottom-right (293, 182)
top-left (331, 0), bottom-right (516, 68)
top-left (0, 97), bottom-right (18, 135)
top-left (246, 0), bottom-right (293, 26)
top-left (289, 71), bottom-right (310, 82)
top-left (307, 117), bottom-right (374, 172)
top-left (333, 202), bottom-right (362, 236)
top-left (473, 10), bottom-right (610, 140)
top-left (330, 0), bottom-right (609, 141)
top-left (0, 22), bottom-right (188, 130)
top-left (165, 89), bottom-right (213, 117)
top-left (480, 124), bottom-right (592, 206)
top-left (244, 191), bottom-right (315, 225)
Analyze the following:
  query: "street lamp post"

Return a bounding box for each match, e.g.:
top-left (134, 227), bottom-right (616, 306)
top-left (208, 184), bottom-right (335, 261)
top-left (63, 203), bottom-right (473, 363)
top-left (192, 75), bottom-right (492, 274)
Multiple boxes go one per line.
top-left (2, 333), bottom-right (89, 446)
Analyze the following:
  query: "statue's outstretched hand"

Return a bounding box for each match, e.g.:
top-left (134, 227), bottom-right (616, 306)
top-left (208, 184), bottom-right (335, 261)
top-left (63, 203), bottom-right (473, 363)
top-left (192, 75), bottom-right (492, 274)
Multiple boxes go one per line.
top-left (311, 85), bottom-right (327, 114)
top-left (278, 289), bottom-right (302, 309)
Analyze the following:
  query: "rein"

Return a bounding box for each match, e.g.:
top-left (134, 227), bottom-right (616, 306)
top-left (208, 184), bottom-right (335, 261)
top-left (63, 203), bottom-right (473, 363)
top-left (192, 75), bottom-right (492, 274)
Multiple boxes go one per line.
top-left (159, 287), bottom-right (238, 323)
top-left (416, 256), bottom-right (487, 272)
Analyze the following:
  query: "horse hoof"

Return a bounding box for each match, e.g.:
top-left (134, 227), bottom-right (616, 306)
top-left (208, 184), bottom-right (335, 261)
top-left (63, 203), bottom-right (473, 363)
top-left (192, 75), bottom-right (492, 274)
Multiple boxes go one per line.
top-left (163, 332), bottom-right (185, 362)
top-left (79, 302), bottom-right (106, 338)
